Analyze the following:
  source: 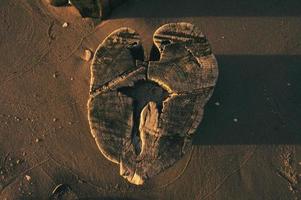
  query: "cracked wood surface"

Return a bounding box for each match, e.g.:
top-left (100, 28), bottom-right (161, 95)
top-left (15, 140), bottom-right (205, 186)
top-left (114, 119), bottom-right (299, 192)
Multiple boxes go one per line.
top-left (88, 23), bottom-right (218, 185)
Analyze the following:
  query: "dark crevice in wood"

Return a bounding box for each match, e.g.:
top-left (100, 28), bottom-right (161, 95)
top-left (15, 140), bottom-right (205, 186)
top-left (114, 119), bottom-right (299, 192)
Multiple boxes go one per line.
top-left (127, 42), bottom-right (145, 61)
top-left (118, 80), bottom-right (169, 155)
top-left (149, 44), bottom-right (160, 61)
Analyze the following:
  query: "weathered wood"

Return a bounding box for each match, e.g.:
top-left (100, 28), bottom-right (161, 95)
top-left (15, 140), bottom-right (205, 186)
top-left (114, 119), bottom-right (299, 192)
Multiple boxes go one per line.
top-left (88, 23), bottom-right (218, 185)
top-left (149, 22), bottom-right (218, 94)
top-left (88, 91), bottom-right (134, 164)
top-left (90, 28), bottom-right (144, 93)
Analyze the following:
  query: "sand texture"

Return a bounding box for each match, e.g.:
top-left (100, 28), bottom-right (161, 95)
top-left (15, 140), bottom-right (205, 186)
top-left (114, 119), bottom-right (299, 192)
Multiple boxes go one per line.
top-left (0, 0), bottom-right (301, 199)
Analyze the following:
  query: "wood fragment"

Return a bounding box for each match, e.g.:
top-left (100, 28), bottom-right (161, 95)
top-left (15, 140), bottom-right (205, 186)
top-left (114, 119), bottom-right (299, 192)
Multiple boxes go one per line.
top-left (88, 23), bottom-right (218, 185)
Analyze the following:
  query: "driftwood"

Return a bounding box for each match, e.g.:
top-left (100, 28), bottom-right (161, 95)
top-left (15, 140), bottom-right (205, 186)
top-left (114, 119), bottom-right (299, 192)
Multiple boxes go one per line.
top-left (88, 23), bottom-right (218, 185)
top-left (48, 0), bottom-right (126, 18)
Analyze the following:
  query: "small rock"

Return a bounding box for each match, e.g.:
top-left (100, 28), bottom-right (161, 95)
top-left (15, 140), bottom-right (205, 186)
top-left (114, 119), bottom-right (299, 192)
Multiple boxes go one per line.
top-left (103, 57), bottom-right (113, 61)
top-left (16, 160), bottom-right (20, 164)
top-left (25, 175), bottom-right (31, 181)
top-left (214, 102), bottom-right (220, 106)
top-left (83, 49), bottom-right (92, 61)
top-left (53, 118), bottom-right (58, 122)
top-left (62, 22), bottom-right (69, 28)
top-left (35, 138), bottom-right (40, 143)
top-left (68, 121), bottom-right (72, 125)
top-left (287, 83), bottom-right (291, 86)
top-left (53, 73), bottom-right (58, 78)
top-left (233, 118), bottom-right (238, 123)
top-left (70, 77), bottom-right (74, 81)
top-left (22, 152), bottom-right (26, 156)
top-left (221, 36), bottom-right (225, 39)
top-left (9, 163), bottom-right (14, 167)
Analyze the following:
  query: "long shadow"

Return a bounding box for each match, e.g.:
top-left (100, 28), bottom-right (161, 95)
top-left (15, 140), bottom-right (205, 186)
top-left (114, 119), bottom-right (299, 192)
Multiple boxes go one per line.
top-left (193, 55), bottom-right (301, 145)
top-left (112, 0), bottom-right (301, 18)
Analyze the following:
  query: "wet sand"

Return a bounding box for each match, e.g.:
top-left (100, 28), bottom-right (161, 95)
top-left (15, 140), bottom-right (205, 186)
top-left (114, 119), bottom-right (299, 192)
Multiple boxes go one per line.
top-left (0, 0), bottom-right (301, 199)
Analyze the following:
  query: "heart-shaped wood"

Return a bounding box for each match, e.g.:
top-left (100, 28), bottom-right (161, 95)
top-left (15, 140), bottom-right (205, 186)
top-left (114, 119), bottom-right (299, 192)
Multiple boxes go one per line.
top-left (88, 23), bottom-right (218, 185)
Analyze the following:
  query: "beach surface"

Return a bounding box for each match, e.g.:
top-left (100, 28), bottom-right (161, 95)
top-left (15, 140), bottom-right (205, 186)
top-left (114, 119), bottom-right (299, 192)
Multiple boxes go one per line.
top-left (0, 0), bottom-right (301, 199)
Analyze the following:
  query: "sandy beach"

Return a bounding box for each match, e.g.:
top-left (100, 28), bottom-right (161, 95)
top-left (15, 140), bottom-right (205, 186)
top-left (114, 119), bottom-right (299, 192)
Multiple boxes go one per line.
top-left (0, 0), bottom-right (301, 199)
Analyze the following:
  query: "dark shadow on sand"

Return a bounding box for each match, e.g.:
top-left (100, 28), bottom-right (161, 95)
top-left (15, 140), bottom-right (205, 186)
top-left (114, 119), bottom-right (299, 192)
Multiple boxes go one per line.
top-left (111, 0), bottom-right (301, 18)
top-left (82, 198), bottom-right (139, 200)
top-left (193, 55), bottom-right (301, 145)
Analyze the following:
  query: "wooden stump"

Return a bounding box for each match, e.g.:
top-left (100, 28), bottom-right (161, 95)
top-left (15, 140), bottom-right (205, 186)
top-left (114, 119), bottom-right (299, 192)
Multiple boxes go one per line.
top-left (88, 23), bottom-right (218, 185)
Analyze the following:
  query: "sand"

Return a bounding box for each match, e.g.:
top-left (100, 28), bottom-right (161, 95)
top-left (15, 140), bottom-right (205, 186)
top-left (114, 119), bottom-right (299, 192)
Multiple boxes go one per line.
top-left (0, 0), bottom-right (301, 199)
